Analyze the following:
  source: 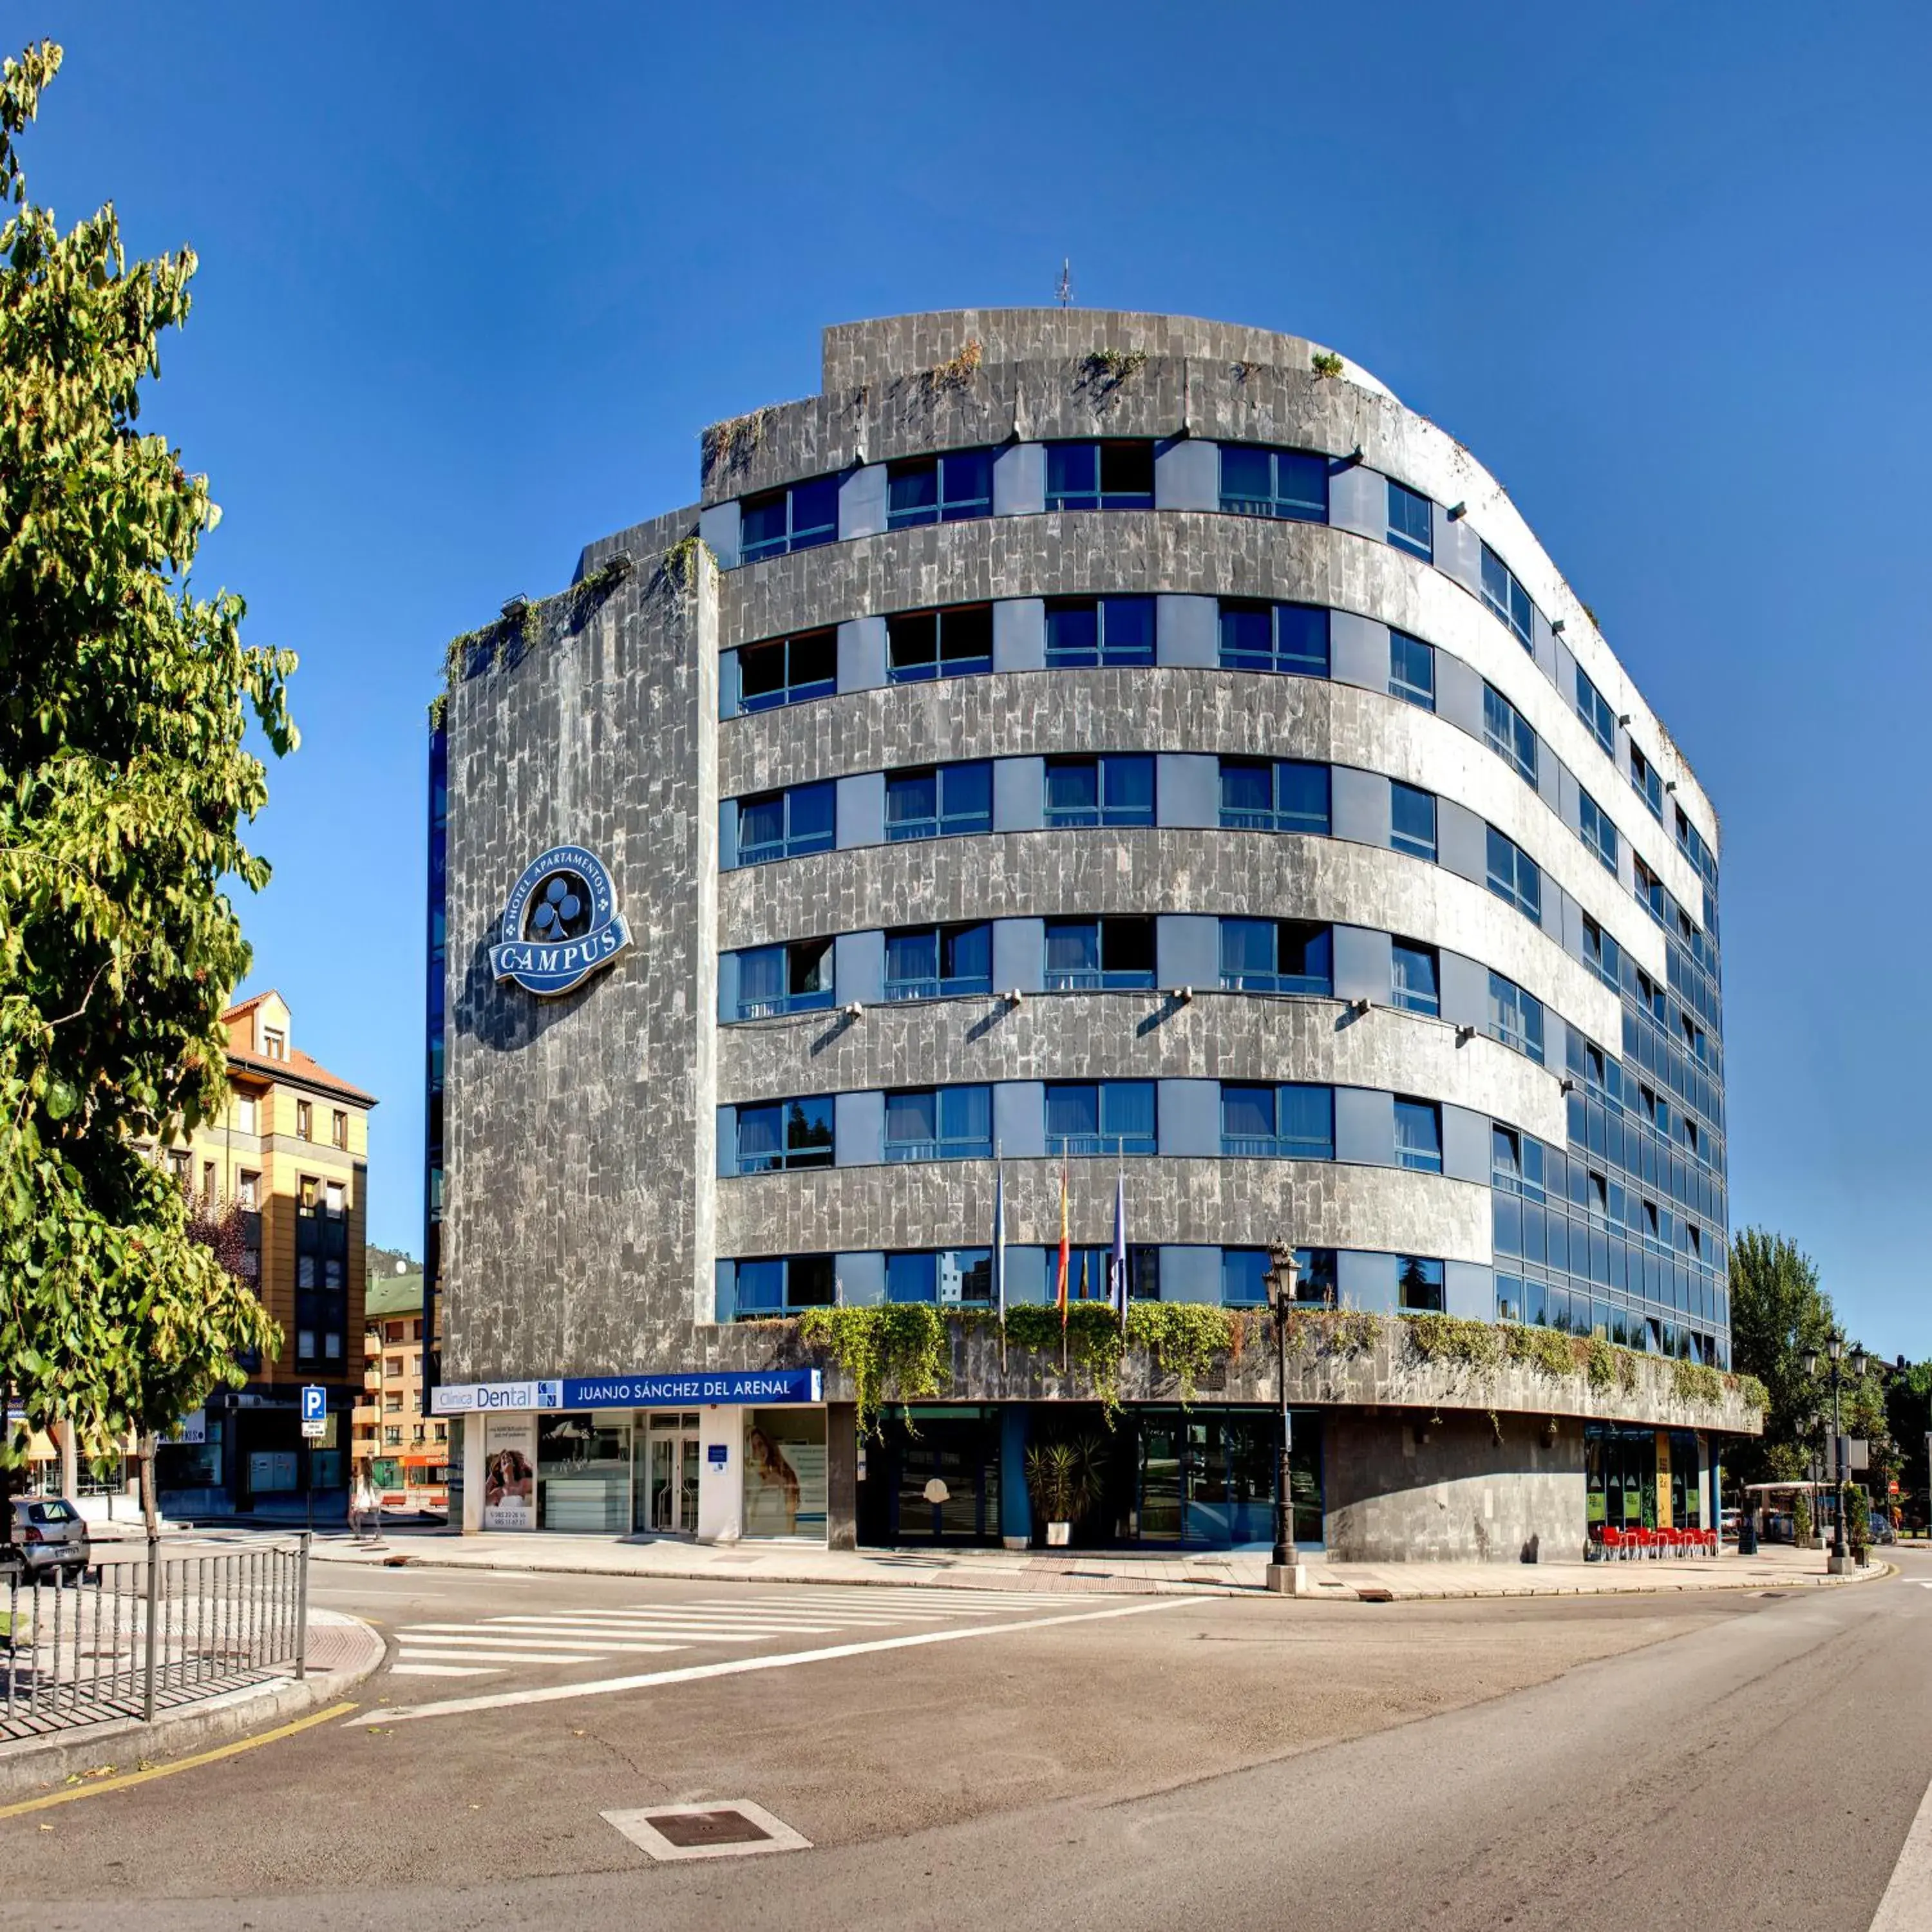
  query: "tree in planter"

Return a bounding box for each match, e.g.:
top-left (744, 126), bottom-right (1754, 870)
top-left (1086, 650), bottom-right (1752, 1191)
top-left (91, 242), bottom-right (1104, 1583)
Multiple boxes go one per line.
top-left (1792, 1490), bottom-right (1814, 1549)
top-left (0, 43), bottom-right (287, 1537)
top-left (1846, 1484), bottom-right (1871, 1566)
top-left (1023, 1437), bottom-right (1107, 1540)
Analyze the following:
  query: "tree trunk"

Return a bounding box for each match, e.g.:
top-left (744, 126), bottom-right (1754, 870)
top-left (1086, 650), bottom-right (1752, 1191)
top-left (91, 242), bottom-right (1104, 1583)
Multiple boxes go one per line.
top-left (139, 1432), bottom-right (159, 1540)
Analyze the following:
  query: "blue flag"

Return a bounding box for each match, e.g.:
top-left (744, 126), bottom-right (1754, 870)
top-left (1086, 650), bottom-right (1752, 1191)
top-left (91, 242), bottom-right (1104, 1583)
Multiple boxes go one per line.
top-left (1108, 1171), bottom-right (1128, 1318)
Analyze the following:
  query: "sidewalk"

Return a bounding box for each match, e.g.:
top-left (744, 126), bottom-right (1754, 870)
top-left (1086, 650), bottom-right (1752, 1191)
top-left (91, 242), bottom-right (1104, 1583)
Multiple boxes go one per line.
top-left (0, 1605), bottom-right (385, 1795)
top-left (308, 1523), bottom-right (1888, 1602)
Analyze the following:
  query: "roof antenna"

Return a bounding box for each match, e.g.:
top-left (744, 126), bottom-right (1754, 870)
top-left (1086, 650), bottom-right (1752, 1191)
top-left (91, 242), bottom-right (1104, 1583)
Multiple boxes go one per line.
top-left (1056, 258), bottom-right (1072, 308)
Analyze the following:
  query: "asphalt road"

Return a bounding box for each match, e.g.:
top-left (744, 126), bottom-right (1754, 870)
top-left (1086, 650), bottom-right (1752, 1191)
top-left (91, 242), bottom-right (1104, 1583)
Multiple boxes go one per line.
top-left (3, 1549), bottom-right (1929, 1931)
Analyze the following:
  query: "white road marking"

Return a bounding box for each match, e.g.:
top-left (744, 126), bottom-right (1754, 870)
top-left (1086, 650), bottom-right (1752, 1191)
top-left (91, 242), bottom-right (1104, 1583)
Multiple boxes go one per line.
top-left (391, 1646), bottom-right (634, 1665)
top-left (358, 1598), bottom-right (1187, 1725)
top-left (1871, 1770), bottom-right (1932, 1929)
top-left (398, 1627), bottom-right (685, 1649)
top-left (388, 1663), bottom-right (502, 1678)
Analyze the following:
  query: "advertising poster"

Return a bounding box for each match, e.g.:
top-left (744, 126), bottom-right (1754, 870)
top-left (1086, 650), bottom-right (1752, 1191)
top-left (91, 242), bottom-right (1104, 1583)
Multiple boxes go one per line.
top-left (480, 1413), bottom-right (536, 1530)
top-left (743, 1408), bottom-right (827, 1540)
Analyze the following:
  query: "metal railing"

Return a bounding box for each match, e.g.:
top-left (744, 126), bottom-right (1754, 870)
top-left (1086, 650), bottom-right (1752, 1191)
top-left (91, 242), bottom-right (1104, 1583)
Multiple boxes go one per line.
top-left (0, 1533), bottom-right (308, 1743)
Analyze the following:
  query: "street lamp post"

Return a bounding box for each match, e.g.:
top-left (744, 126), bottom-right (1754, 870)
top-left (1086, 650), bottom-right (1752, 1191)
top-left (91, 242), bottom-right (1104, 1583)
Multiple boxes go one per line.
top-left (1804, 1332), bottom-right (1866, 1569)
top-left (1265, 1244), bottom-right (1302, 1574)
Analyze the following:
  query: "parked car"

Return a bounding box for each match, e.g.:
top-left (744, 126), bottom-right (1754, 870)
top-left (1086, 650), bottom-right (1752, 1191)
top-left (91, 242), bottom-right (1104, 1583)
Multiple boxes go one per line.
top-left (8, 1497), bottom-right (91, 1580)
top-left (1866, 1512), bottom-right (1897, 1545)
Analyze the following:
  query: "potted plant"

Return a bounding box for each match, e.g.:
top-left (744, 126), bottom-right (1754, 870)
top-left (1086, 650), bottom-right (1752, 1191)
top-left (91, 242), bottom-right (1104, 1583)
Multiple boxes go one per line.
top-left (1793, 1491), bottom-right (1815, 1550)
top-left (1025, 1437), bottom-right (1106, 1547)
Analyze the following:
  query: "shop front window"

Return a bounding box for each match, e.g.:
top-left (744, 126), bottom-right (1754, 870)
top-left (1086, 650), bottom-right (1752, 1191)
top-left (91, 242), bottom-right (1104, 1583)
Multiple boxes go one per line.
top-left (743, 1408), bottom-right (826, 1540)
top-left (536, 1413), bottom-right (629, 1533)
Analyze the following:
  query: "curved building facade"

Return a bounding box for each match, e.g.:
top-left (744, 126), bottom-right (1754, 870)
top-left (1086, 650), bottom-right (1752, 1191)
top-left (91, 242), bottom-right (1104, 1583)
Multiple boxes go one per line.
top-left (428, 310), bottom-right (1755, 1560)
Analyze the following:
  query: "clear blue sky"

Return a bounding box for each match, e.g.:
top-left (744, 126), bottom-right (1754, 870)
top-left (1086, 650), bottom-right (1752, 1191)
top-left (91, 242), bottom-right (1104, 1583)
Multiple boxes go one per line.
top-left (26, 3), bottom-right (1932, 1352)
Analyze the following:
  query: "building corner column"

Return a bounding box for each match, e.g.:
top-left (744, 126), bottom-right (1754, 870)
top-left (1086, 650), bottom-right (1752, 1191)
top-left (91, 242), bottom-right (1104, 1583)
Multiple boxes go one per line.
top-left (826, 1402), bottom-right (858, 1549)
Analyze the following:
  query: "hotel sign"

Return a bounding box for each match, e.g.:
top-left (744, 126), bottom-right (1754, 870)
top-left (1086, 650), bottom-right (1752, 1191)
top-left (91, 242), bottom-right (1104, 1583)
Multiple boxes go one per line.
top-left (489, 844), bottom-right (630, 998)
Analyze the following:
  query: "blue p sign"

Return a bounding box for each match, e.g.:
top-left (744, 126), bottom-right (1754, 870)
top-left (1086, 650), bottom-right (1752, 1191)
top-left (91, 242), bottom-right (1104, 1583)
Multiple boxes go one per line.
top-left (301, 1385), bottom-right (326, 1424)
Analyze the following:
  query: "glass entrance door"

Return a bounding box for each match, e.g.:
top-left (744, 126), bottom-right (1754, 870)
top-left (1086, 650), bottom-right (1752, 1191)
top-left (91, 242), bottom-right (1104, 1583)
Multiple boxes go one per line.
top-left (634, 1412), bottom-right (702, 1535)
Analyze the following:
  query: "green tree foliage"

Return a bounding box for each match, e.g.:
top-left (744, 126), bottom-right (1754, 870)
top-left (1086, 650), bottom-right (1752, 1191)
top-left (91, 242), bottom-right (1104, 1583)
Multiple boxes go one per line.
top-left (0, 43), bottom-right (291, 1521)
top-left (1886, 1361), bottom-right (1932, 1528)
top-left (1727, 1228), bottom-right (1835, 1483)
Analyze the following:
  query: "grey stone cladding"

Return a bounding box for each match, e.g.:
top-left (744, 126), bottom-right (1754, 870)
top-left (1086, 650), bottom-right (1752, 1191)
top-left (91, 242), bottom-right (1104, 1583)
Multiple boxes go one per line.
top-left (439, 308), bottom-right (1738, 1455)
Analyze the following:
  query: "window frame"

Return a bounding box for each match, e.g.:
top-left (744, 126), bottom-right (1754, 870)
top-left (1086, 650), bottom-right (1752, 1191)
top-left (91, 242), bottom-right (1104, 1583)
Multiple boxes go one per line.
top-left (883, 1084), bottom-right (994, 1163)
top-left (1044, 595), bottom-right (1157, 667)
top-left (1387, 478), bottom-right (1434, 560)
top-left (737, 781), bottom-right (837, 865)
top-left (1044, 440), bottom-right (1156, 512)
top-left (1482, 682), bottom-right (1538, 784)
top-left (1043, 1080), bottom-right (1157, 1158)
top-left (1390, 938), bottom-right (1441, 1017)
top-left (1394, 1097), bottom-right (1444, 1174)
top-left (1390, 781), bottom-right (1437, 861)
top-left (1217, 599), bottom-right (1329, 676)
top-left (886, 449), bottom-right (994, 530)
top-left (1043, 753), bottom-right (1155, 828)
top-left (1388, 630), bottom-right (1435, 710)
top-left (1485, 825), bottom-right (1543, 921)
top-left (1043, 915), bottom-right (1156, 992)
top-left (883, 922), bottom-right (993, 1002)
top-left (739, 475), bottom-right (840, 564)
top-left (1219, 1082), bottom-right (1335, 1160)
top-left (1218, 918), bottom-right (1332, 996)
top-left (1218, 444), bottom-right (1328, 523)
top-left (736, 627), bottom-right (838, 712)
top-left (1218, 757), bottom-right (1330, 835)
top-left (1480, 542), bottom-right (1533, 649)
top-left (735, 1097), bottom-right (835, 1175)
top-left (886, 603), bottom-right (994, 684)
top-left (884, 760), bottom-right (994, 843)
top-left (734, 937), bottom-right (835, 1019)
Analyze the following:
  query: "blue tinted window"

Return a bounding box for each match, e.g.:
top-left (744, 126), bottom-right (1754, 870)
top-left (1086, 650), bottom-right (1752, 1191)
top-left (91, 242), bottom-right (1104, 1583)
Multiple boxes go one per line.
top-left (884, 922), bottom-right (992, 1000)
top-left (1045, 755), bottom-right (1154, 827)
top-left (887, 604), bottom-right (994, 683)
top-left (1046, 596), bottom-right (1156, 667)
top-left (1578, 788), bottom-right (1618, 873)
top-left (1629, 743), bottom-right (1664, 819)
top-left (736, 782), bottom-right (837, 864)
top-left (884, 1086), bottom-right (992, 1161)
top-left (1390, 782), bottom-right (1437, 861)
top-left (740, 477), bottom-right (839, 564)
top-left (735, 1258), bottom-right (784, 1314)
top-left (736, 1097), bottom-right (833, 1173)
top-left (1220, 1248), bottom-right (1271, 1306)
top-left (886, 761), bottom-right (992, 842)
top-left (1219, 758), bottom-right (1329, 834)
top-left (1395, 1099), bottom-right (1443, 1173)
top-left (1483, 683), bottom-right (1537, 782)
top-left (1487, 972), bottom-right (1546, 1063)
top-left (1043, 916), bottom-right (1155, 990)
top-left (1217, 600), bottom-right (1329, 676)
top-left (1219, 918), bottom-right (1331, 994)
top-left (1481, 543), bottom-right (1533, 649)
top-left (1045, 440), bottom-right (1153, 510)
top-left (1221, 1083), bottom-right (1332, 1159)
top-left (1219, 445), bottom-right (1327, 522)
top-left (887, 450), bottom-right (994, 529)
top-left (737, 629), bottom-right (837, 712)
top-left (1390, 632), bottom-right (1434, 710)
top-left (1398, 1256), bottom-right (1445, 1312)
top-left (1486, 825), bottom-right (1541, 920)
top-left (1387, 479), bottom-right (1433, 560)
top-left (735, 938), bottom-right (832, 1018)
top-left (886, 1251), bottom-right (938, 1303)
top-left (1575, 665), bottom-right (1616, 757)
top-left (1045, 1081), bottom-right (1155, 1157)
top-left (1391, 940), bottom-right (1439, 1016)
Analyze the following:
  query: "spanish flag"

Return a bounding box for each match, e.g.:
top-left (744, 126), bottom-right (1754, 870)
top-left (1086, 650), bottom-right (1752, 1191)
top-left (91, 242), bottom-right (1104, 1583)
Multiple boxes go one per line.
top-left (1056, 1153), bottom-right (1071, 1325)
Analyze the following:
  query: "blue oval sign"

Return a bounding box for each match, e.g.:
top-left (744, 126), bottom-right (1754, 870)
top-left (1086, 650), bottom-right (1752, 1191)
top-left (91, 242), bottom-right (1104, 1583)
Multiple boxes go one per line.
top-left (488, 844), bottom-right (631, 998)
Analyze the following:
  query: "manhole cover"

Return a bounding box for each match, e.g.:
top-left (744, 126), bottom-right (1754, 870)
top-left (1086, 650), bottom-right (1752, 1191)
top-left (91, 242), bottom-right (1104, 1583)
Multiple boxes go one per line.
top-left (603, 1799), bottom-right (811, 1862)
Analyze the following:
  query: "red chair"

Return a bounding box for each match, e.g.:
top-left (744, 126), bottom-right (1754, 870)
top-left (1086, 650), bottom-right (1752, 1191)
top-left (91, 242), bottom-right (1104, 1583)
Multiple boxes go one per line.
top-left (1602, 1526), bottom-right (1624, 1560)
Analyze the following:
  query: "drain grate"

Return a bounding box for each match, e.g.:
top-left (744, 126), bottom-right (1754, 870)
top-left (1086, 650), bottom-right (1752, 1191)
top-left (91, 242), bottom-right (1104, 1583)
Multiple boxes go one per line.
top-left (603, 1799), bottom-right (812, 1862)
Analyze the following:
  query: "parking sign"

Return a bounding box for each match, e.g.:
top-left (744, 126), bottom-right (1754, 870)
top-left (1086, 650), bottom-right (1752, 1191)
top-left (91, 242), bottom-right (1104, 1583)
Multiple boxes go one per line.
top-left (301, 1385), bottom-right (327, 1439)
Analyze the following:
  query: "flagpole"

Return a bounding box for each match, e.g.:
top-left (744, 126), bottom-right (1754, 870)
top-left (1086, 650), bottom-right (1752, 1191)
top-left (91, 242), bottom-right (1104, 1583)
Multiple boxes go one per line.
top-left (995, 1141), bottom-right (1007, 1375)
top-left (1057, 1150), bottom-right (1070, 1378)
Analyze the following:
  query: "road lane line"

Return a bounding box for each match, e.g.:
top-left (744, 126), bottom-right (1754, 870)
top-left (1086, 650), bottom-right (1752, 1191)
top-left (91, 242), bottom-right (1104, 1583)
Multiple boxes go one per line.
top-left (1871, 1770), bottom-right (1932, 1930)
top-left (389, 1664), bottom-right (501, 1678)
top-left (396, 1629), bottom-right (686, 1649)
top-left (357, 1599), bottom-right (1188, 1725)
top-left (392, 1646), bottom-right (651, 1665)
top-left (0, 1702), bottom-right (358, 1821)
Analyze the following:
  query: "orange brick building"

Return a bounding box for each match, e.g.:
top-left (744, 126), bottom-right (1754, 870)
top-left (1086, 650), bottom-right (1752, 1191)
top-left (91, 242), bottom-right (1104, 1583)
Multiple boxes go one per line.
top-left (151, 991), bottom-right (378, 1515)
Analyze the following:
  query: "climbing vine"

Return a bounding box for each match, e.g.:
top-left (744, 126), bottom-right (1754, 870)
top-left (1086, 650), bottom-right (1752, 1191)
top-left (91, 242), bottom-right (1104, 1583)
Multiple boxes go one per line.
top-left (1581, 1336), bottom-right (1619, 1392)
top-left (1672, 1359), bottom-right (1723, 1408)
top-left (1402, 1313), bottom-right (1502, 1370)
top-left (659, 533), bottom-right (718, 598)
top-left (701, 404), bottom-right (773, 477)
top-left (1287, 1307), bottom-right (1382, 1358)
top-left (428, 549), bottom-right (634, 725)
top-left (796, 1305), bottom-right (951, 1441)
top-left (1124, 1303), bottom-right (1239, 1403)
top-left (922, 337), bottom-right (983, 393)
top-left (1501, 1323), bottom-right (1575, 1379)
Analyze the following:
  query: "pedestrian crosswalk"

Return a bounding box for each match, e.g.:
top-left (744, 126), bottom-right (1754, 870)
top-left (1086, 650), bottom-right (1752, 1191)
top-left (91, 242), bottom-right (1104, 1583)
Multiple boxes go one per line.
top-left (388, 1587), bottom-right (1098, 1678)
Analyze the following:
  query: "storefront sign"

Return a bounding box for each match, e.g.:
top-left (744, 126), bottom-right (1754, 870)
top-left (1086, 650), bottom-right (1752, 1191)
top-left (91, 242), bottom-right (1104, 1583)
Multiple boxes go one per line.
top-left (489, 846), bottom-right (630, 998)
top-left (431, 1379), bottom-right (562, 1416)
top-left (175, 1410), bottom-right (207, 1446)
top-left (708, 1443), bottom-right (728, 1468)
top-left (562, 1370), bottom-right (822, 1408)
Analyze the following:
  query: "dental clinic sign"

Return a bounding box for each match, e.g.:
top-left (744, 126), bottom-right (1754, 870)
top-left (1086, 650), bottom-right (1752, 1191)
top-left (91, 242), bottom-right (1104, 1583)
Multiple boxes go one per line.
top-left (488, 845), bottom-right (630, 998)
